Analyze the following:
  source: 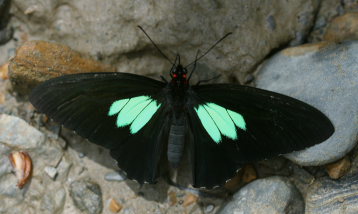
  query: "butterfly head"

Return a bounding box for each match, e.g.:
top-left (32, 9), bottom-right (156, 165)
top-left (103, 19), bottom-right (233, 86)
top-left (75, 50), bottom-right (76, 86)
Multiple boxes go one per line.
top-left (171, 64), bottom-right (188, 86)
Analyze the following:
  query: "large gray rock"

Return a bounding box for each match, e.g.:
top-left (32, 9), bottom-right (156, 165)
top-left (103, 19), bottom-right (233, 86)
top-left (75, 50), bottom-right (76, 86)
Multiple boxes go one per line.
top-left (256, 41), bottom-right (358, 166)
top-left (219, 176), bottom-right (304, 214)
top-left (11, 0), bottom-right (319, 80)
top-left (306, 174), bottom-right (358, 214)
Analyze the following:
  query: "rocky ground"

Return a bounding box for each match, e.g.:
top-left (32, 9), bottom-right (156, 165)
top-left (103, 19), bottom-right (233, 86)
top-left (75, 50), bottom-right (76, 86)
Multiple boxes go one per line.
top-left (0, 0), bottom-right (358, 214)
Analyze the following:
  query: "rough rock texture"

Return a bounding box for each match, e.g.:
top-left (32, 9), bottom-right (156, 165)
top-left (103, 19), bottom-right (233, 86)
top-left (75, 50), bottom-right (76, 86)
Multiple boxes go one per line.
top-left (0, 114), bottom-right (45, 149)
top-left (0, 114), bottom-right (65, 214)
top-left (306, 174), bottom-right (358, 214)
top-left (219, 176), bottom-right (304, 214)
top-left (10, 0), bottom-right (320, 82)
top-left (69, 180), bottom-right (103, 214)
top-left (8, 40), bottom-right (116, 95)
top-left (256, 41), bottom-right (358, 166)
top-left (324, 12), bottom-right (358, 42)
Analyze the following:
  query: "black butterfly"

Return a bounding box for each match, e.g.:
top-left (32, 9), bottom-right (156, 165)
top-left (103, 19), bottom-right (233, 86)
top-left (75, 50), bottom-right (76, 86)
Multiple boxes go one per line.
top-left (29, 28), bottom-right (334, 188)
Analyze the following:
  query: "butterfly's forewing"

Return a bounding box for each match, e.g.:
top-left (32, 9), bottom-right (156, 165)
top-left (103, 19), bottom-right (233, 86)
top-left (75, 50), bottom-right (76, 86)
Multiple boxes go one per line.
top-left (30, 72), bottom-right (169, 183)
top-left (187, 84), bottom-right (334, 187)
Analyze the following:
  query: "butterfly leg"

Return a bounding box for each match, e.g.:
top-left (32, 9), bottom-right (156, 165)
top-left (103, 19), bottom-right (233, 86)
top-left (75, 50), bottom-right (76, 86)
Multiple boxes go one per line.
top-left (195, 74), bottom-right (221, 86)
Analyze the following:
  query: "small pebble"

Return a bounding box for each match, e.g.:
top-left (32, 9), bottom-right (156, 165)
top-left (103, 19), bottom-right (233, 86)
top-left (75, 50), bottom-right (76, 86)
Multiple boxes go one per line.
top-left (183, 193), bottom-right (198, 207)
top-left (204, 204), bottom-right (215, 213)
top-left (0, 62), bottom-right (9, 80)
top-left (325, 157), bottom-right (351, 179)
top-left (168, 191), bottom-right (177, 206)
top-left (69, 180), bottom-right (103, 214)
top-left (44, 166), bottom-right (58, 180)
top-left (109, 198), bottom-right (122, 213)
top-left (104, 171), bottom-right (126, 182)
top-left (241, 164), bottom-right (257, 183)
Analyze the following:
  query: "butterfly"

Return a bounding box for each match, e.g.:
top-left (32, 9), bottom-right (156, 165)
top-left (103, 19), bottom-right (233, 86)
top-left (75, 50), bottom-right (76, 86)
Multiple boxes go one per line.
top-left (29, 28), bottom-right (334, 188)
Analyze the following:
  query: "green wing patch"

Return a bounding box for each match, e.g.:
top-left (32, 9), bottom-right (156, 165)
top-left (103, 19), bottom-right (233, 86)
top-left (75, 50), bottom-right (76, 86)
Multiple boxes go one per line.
top-left (108, 95), bottom-right (161, 134)
top-left (194, 103), bottom-right (246, 143)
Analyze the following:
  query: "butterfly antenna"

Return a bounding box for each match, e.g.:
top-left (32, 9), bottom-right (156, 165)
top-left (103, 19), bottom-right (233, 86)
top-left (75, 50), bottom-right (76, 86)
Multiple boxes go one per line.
top-left (187, 50), bottom-right (200, 81)
top-left (137, 25), bottom-right (174, 65)
top-left (185, 32), bottom-right (232, 71)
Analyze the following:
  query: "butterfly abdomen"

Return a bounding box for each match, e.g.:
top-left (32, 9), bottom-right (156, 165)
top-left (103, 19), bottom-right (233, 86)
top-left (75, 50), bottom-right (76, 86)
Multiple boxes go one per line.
top-left (167, 118), bottom-right (186, 168)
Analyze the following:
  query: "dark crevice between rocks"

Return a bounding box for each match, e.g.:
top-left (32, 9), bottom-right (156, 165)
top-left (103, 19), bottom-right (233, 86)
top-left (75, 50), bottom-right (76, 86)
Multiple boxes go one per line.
top-left (0, 0), bottom-right (13, 45)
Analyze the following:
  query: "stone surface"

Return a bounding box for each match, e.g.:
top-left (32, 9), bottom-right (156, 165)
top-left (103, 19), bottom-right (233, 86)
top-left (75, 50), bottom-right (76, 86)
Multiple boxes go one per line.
top-left (256, 41), bottom-right (358, 166)
top-left (308, 0), bottom-right (344, 42)
top-left (44, 166), bottom-right (58, 180)
top-left (104, 171), bottom-right (126, 182)
top-left (306, 173), bottom-right (358, 214)
top-left (324, 12), bottom-right (358, 42)
top-left (8, 40), bottom-right (116, 95)
top-left (69, 180), bottom-right (103, 214)
top-left (10, 0), bottom-right (320, 83)
top-left (219, 176), bottom-right (304, 214)
top-left (0, 114), bottom-right (45, 149)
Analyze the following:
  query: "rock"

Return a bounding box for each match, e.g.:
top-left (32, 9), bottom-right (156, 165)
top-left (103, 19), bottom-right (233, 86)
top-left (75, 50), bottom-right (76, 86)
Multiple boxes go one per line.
top-left (183, 193), bottom-right (198, 207)
top-left (11, 0), bottom-right (320, 83)
top-left (40, 187), bottom-right (66, 214)
top-left (109, 198), bottom-right (122, 213)
top-left (69, 180), bottom-right (103, 214)
top-left (44, 166), bottom-right (58, 180)
top-left (204, 204), bottom-right (215, 213)
top-left (306, 173), bottom-right (358, 213)
top-left (219, 176), bottom-right (304, 214)
top-left (325, 157), bottom-right (351, 179)
top-left (0, 114), bottom-right (45, 149)
top-left (308, 0), bottom-right (344, 42)
top-left (104, 171), bottom-right (126, 182)
top-left (0, 62), bottom-right (9, 80)
top-left (8, 40), bottom-right (116, 95)
top-left (256, 41), bottom-right (358, 166)
top-left (324, 12), bottom-right (358, 42)
top-left (241, 164), bottom-right (257, 184)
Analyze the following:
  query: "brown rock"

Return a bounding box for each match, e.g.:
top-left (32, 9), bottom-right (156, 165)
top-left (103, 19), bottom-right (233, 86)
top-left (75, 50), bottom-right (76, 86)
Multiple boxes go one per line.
top-left (0, 62), bottom-right (9, 80)
top-left (109, 198), bottom-right (122, 213)
top-left (325, 156), bottom-right (351, 179)
top-left (168, 191), bottom-right (177, 206)
top-left (183, 193), bottom-right (198, 207)
top-left (8, 40), bottom-right (116, 96)
top-left (282, 41), bottom-right (333, 56)
top-left (324, 13), bottom-right (358, 42)
top-left (241, 164), bottom-right (257, 184)
top-left (224, 170), bottom-right (243, 192)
